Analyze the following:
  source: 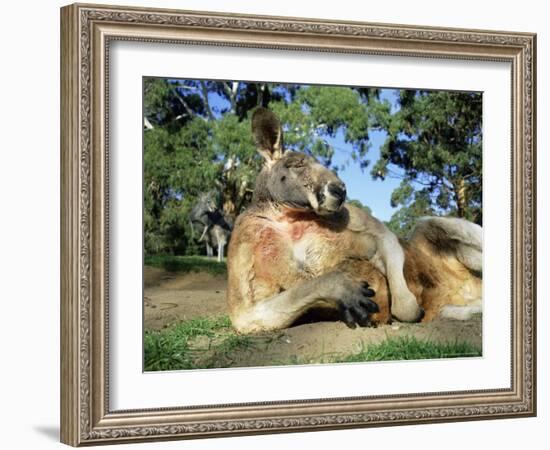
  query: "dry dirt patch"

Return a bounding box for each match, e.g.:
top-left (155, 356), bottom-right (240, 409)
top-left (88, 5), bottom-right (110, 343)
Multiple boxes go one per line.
top-left (144, 267), bottom-right (227, 330)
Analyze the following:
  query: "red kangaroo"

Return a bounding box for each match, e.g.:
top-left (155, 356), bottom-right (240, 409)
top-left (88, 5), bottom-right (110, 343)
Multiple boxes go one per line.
top-left (227, 108), bottom-right (482, 333)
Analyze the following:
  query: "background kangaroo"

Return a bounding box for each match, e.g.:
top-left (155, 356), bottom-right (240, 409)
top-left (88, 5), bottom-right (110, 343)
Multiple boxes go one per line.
top-left (227, 108), bottom-right (482, 334)
top-left (190, 191), bottom-right (233, 262)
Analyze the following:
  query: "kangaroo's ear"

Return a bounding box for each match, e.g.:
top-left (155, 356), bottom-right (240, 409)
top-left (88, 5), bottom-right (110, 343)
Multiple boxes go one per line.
top-left (251, 107), bottom-right (284, 164)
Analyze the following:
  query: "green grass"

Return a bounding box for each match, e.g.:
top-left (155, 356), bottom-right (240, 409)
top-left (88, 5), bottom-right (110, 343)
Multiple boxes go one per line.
top-left (144, 254), bottom-right (227, 275)
top-left (145, 316), bottom-right (481, 371)
top-left (144, 316), bottom-right (251, 371)
top-left (334, 336), bottom-right (481, 363)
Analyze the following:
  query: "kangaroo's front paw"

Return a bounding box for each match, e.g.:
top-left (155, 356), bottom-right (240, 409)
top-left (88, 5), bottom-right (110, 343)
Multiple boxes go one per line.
top-left (391, 291), bottom-right (424, 323)
top-left (337, 280), bottom-right (379, 329)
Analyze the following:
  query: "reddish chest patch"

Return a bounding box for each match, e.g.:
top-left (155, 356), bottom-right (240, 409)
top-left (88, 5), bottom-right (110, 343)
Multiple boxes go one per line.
top-left (252, 210), bottom-right (341, 263)
top-left (249, 210), bottom-right (348, 286)
top-left (288, 221), bottom-right (314, 240)
top-left (256, 227), bottom-right (281, 259)
top-left (281, 210), bottom-right (330, 242)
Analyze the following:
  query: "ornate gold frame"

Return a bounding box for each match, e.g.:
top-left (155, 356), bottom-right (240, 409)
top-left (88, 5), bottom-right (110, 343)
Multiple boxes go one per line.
top-left (60, 3), bottom-right (536, 446)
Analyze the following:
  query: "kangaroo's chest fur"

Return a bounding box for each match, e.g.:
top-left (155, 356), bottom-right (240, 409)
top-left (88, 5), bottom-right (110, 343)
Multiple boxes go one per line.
top-left (285, 220), bottom-right (343, 276)
top-left (252, 207), bottom-right (376, 281)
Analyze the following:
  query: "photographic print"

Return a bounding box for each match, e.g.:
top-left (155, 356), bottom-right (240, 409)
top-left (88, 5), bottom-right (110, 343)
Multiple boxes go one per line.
top-left (143, 78), bottom-right (483, 371)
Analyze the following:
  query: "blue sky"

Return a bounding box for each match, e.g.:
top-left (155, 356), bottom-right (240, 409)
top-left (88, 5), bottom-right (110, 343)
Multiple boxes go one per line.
top-left (328, 127), bottom-right (401, 221)
top-left (324, 89), bottom-right (402, 220)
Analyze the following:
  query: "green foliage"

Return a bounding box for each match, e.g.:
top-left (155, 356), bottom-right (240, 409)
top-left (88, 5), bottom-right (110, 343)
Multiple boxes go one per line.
top-left (268, 86), bottom-right (375, 167)
top-left (143, 78), bottom-right (378, 255)
top-left (299, 86), bottom-right (371, 144)
top-left (346, 198), bottom-right (372, 216)
top-left (385, 189), bottom-right (435, 238)
top-left (373, 90), bottom-right (482, 235)
top-left (143, 78), bottom-right (482, 254)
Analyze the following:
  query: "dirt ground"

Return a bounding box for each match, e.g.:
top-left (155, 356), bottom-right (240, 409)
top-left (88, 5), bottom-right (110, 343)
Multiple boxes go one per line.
top-left (144, 267), bottom-right (228, 330)
top-left (144, 267), bottom-right (482, 367)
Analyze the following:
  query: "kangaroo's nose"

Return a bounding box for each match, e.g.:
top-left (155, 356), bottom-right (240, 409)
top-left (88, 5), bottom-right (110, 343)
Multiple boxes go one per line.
top-left (327, 182), bottom-right (346, 203)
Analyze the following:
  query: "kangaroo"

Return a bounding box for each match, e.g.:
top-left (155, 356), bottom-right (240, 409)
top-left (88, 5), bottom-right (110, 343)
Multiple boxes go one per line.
top-left (190, 192), bottom-right (233, 262)
top-left (227, 107), bottom-right (482, 334)
top-left (198, 210), bottom-right (232, 263)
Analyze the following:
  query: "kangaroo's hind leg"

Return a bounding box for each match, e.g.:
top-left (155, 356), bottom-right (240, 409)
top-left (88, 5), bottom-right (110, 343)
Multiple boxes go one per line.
top-left (440, 302), bottom-right (482, 321)
top-left (417, 217), bottom-right (483, 273)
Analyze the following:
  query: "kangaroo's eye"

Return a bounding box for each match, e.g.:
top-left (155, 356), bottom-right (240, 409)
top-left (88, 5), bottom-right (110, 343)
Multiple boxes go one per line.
top-left (280, 175), bottom-right (286, 182)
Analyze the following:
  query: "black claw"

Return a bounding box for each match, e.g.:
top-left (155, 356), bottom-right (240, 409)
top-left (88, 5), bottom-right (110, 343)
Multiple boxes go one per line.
top-left (359, 298), bottom-right (379, 313)
top-left (417, 307), bottom-right (425, 322)
top-left (351, 306), bottom-right (370, 327)
top-left (352, 305), bottom-right (369, 321)
top-left (362, 288), bottom-right (376, 297)
top-left (361, 282), bottom-right (375, 297)
top-left (342, 308), bottom-right (357, 329)
top-left (338, 280), bottom-right (381, 328)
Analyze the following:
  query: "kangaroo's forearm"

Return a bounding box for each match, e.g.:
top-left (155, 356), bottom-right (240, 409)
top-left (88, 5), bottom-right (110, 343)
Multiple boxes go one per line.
top-left (231, 273), bottom-right (340, 333)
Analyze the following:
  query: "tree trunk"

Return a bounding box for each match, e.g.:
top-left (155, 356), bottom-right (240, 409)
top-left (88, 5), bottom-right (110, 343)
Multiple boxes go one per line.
top-left (455, 178), bottom-right (468, 218)
top-left (222, 185), bottom-right (237, 219)
top-left (221, 178), bottom-right (252, 220)
top-left (223, 82), bottom-right (239, 114)
top-left (200, 81), bottom-right (215, 121)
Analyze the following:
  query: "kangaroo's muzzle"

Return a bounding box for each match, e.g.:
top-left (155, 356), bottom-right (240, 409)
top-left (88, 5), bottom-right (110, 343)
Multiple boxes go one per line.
top-left (317, 181), bottom-right (347, 213)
